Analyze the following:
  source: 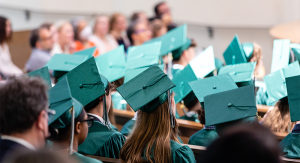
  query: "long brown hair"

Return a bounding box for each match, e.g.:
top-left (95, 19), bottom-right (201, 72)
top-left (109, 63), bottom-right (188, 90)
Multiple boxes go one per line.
top-left (120, 99), bottom-right (180, 163)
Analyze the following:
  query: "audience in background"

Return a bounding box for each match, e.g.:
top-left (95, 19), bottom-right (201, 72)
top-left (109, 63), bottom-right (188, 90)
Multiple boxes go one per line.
top-left (51, 20), bottom-right (74, 55)
top-left (131, 12), bottom-right (149, 24)
top-left (150, 19), bottom-right (167, 38)
top-left (89, 15), bottom-right (118, 57)
top-left (0, 76), bottom-right (50, 162)
top-left (109, 13), bottom-right (130, 52)
top-left (0, 16), bottom-right (23, 78)
top-left (25, 27), bottom-right (53, 72)
top-left (150, 2), bottom-right (177, 31)
top-left (127, 20), bottom-right (151, 46)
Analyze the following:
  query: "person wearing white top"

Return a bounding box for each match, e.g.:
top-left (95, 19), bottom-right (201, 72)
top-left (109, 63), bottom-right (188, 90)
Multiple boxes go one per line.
top-left (0, 17), bottom-right (22, 78)
top-left (89, 15), bottom-right (118, 56)
top-left (51, 20), bottom-right (74, 56)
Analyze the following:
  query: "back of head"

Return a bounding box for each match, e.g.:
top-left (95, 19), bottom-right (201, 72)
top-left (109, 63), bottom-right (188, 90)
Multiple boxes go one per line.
top-left (0, 76), bottom-right (48, 135)
top-left (29, 28), bottom-right (40, 48)
top-left (126, 20), bottom-right (139, 45)
top-left (197, 124), bottom-right (281, 163)
top-left (0, 16), bottom-right (10, 44)
top-left (154, 2), bottom-right (166, 16)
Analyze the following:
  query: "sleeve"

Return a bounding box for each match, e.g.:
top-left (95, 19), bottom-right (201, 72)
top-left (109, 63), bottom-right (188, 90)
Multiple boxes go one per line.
top-left (95, 133), bottom-right (126, 159)
top-left (172, 145), bottom-right (196, 163)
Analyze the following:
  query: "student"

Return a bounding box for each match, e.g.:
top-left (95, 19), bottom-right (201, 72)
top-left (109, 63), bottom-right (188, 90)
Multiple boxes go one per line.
top-left (47, 77), bottom-right (102, 163)
top-left (62, 58), bottom-right (125, 159)
top-left (127, 20), bottom-right (151, 46)
top-left (242, 42), bottom-right (265, 78)
top-left (0, 76), bottom-right (50, 162)
top-left (51, 20), bottom-right (74, 55)
top-left (0, 16), bottom-right (23, 78)
top-left (109, 13), bottom-right (130, 51)
top-left (118, 65), bottom-right (196, 163)
top-left (262, 62), bottom-right (300, 133)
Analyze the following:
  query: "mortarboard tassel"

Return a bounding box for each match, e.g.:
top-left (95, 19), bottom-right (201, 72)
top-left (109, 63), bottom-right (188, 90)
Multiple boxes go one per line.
top-left (168, 90), bottom-right (175, 128)
top-left (103, 92), bottom-right (111, 130)
top-left (69, 107), bottom-right (75, 155)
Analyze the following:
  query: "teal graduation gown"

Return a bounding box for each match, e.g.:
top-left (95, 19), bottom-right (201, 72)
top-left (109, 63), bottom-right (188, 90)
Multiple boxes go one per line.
top-left (111, 92), bottom-right (126, 110)
top-left (188, 128), bottom-right (219, 147)
top-left (72, 152), bottom-right (103, 163)
top-left (78, 121), bottom-right (126, 159)
top-left (279, 124), bottom-right (300, 158)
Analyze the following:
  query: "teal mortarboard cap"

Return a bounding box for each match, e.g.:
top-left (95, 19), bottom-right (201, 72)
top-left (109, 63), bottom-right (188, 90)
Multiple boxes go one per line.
top-left (73, 46), bottom-right (96, 58)
top-left (46, 54), bottom-right (89, 78)
top-left (172, 64), bottom-right (197, 105)
top-left (146, 24), bottom-right (187, 56)
top-left (172, 38), bottom-right (191, 59)
top-left (189, 74), bottom-right (238, 104)
top-left (189, 45), bottom-right (216, 78)
top-left (48, 77), bottom-right (83, 127)
top-left (290, 43), bottom-right (300, 61)
top-left (204, 85), bottom-right (257, 126)
top-left (286, 75), bottom-right (300, 122)
top-left (27, 67), bottom-right (52, 88)
top-left (270, 39), bottom-right (291, 73)
top-left (127, 42), bottom-right (161, 69)
top-left (264, 61), bottom-right (300, 104)
top-left (242, 43), bottom-right (254, 61)
top-left (214, 58), bottom-right (224, 73)
top-left (95, 45), bottom-right (126, 82)
top-left (219, 62), bottom-right (256, 87)
top-left (124, 64), bottom-right (164, 83)
top-left (223, 35), bottom-right (247, 65)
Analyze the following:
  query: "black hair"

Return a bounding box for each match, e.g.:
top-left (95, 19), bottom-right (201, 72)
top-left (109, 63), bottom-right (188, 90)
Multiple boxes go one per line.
top-left (172, 39), bottom-right (197, 62)
top-left (185, 97), bottom-right (199, 111)
top-left (40, 23), bottom-right (52, 30)
top-left (277, 96), bottom-right (289, 117)
top-left (0, 16), bottom-right (12, 44)
top-left (29, 28), bottom-right (40, 48)
top-left (0, 76), bottom-right (48, 135)
top-left (84, 82), bottom-right (111, 112)
top-left (126, 20), bottom-right (140, 45)
top-left (154, 2), bottom-right (166, 16)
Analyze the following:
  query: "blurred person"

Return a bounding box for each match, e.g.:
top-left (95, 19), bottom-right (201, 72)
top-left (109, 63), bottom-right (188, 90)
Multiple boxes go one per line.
top-left (197, 124), bottom-right (281, 163)
top-left (41, 23), bottom-right (58, 44)
top-left (151, 2), bottom-right (177, 31)
top-left (5, 150), bottom-right (78, 163)
top-left (130, 12), bottom-right (148, 23)
top-left (25, 27), bottom-right (53, 72)
top-left (51, 20), bottom-right (74, 56)
top-left (150, 19), bottom-right (167, 38)
top-left (109, 13), bottom-right (130, 51)
top-left (0, 16), bottom-right (23, 78)
top-left (127, 20), bottom-right (151, 46)
top-left (89, 15), bottom-right (118, 57)
top-left (0, 76), bottom-right (50, 162)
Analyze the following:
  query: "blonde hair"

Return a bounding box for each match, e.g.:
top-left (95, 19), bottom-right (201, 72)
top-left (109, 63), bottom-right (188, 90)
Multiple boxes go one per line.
top-left (109, 13), bottom-right (124, 32)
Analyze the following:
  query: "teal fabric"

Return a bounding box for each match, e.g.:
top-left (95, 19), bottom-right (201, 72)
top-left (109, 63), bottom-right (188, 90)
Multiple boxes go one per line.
top-left (120, 119), bottom-right (136, 136)
top-left (215, 116), bottom-right (256, 135)
top-left (280, 132), bottom-right (300, 158)
top-left (172, 68), bottom-right (182, 77)
top-left (255, 81), bottom-right (275, 106)
top-left (111, 92), bottom-right (126, 110)
top-left (110, 124), bottom-right (119, 132)
top-left (188, 129), bottom-right (219, 147)
top-left (72, 152), bottom-right (103, 163)
top-left (78, 121), bottom-right (126, 159)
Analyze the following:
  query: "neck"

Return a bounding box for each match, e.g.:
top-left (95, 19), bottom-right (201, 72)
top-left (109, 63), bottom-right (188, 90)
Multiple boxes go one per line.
top-left (95, 33), bottom-right (106, 40)
top-left (133, 41), bottom-right (142, 46)
top-left (58, 40), bottom-right (67, 51)
top-left (110, 30), bottom-right (122, 38)
top-left (7, 129), bottom-right (41, 149)
top-left (173, 59), bottom-right (188, 67)
top-left (52, 137), bottom-right (79, 153)
top-left (88, 101), bottom-right (104, 118)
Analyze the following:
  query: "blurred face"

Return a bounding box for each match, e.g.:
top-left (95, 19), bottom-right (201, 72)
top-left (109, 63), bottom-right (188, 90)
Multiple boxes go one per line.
top-left (58, 23), bottom-right (74, 45)
top-left (77, 20), bottom-right (87, 40)
top-left (184, 47), bottom-right (196, 62)
top-left (37, 28), bottom-right (54, 51)
top-left (132, 22), bottom-right (151, 45)
top-left (77, 113), bottom-right (89, 145)
top-left (157, 26), bottom-right (167, 37)
top-left (50, 25), bottom-right (58, 43)
top-left (95, 16), bottom-right (109, 36)
top-left (158, 3), bottom-right (170, 16)
top-left (113, 15), bottom-right (127, 32)
top-left (6, 20), bottom-right (12, 38)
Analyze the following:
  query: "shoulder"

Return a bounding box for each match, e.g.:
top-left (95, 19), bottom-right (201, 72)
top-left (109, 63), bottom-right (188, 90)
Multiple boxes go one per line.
top-left (72, 152), bottom-right (103, 163)
top-left (170, 140), bottom-right (196, 163)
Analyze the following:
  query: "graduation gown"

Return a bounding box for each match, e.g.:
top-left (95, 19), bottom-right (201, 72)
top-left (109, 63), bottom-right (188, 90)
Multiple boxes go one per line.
top-left (142, 140), bottom-right (196, 163)
top-left (111, 92), bottom-right (126, 110)
top-left (78, 119), bottom-right (126, 159)
top-left (280, 124), bottom-right (300, 158)
top-left (72, 152), bottom-right (103, 163)
top-left (188, 127), bottom-right (219, 147)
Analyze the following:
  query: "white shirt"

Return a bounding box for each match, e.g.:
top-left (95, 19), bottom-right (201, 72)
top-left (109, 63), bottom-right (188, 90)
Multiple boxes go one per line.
top-left (185, 111), bottom-right (196, 117)
top-left (0, 43), bottom-right (23, 77)
top-left (87, 113), bottom-right (105, 124)
top-left (89, 34), bottom-right (118, 55)
top-left (172, 64), bottom-right (184, 70)
top-left (1, 135), bottom-right (35, 150)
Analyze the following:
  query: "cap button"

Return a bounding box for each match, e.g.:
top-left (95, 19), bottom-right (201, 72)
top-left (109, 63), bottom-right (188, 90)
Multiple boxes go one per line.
top-left (79, 84), bottom-right (83, 88)
top-left (213, 86), bottom-right (217, 89)
top-left (143, 85), bottom-right (147, 89)
top-left (227, 103), bottom-right (233, 107)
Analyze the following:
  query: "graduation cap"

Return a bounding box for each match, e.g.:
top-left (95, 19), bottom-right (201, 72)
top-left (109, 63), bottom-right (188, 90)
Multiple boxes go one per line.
top-left (63, 57), bottom-right (111, 129)
top-left (290, 43), bottom-right (300, 61)
top-left (27, 67), bottom-right (52, 88)
top-left (172, 38), bottom-right (191, 59)
top-left (189, 74), bottom-right (238, 104)
top-left (189, 45), bottom-right (216, 78)
top-left (204, 85), bottom-right (257, 126)
top-left (242, 43), bottom-right (254, 61)
top-left (214, 58), bottom-right (224, 74)
top-left (219, 62), bottom-right (256, 87)
top-left (48, 77), bottom-right (84, 155)
top-left (95, 45), bottom-right (126, 82)
top-left (286, 75), bottom-right (300, 122)
top-left (126, 42), bottom-right (161, 69)
top-left (46, 54), bottom-right (89, 78)
top-left (73, 46), bottom-right (96, 58)
top-left (146, 24), bottom-right (187, 56)
top-left (264, 61), bottom-right (300, 104)
top-left (223, 35), bottom-right (247, 65)
top-left (270, 39), bottom-right (291, 73)
top-left (124, 64), bottom-right (164, 83)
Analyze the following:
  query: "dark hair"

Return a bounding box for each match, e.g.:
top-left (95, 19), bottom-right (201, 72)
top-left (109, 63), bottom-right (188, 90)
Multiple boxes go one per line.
top-left (154, 2), bottom-right (166, 16)
top-left (0, 76), bottom-right (48, 135)
top-left (126, 20), bottom-right (140, 45)
top-left (48, 109), bottom-right (86, 142)
top-left (197, 124), bottom-right (281, 163)
top-left (196, 105), bottom-right (205, 125)
top-left (131, 12), bottom-right (141, 22)
top-left (172, 39), bottom-right (197, 62)
top-left (0, 16), bottom-right (12, 44)
top-left (29, 28), bottom-right (40, 48)
top-left (84, 82), bottom-right (112, 112)
top-left (277, 96), bottom-right (289, 117)
top-left (40, 23), bottom-right (52, 30)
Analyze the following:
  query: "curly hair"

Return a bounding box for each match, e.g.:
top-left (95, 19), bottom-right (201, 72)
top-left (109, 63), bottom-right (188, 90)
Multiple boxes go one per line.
top-left (196, 105), bottom-right (205, 125)
top-left (0, 76), bottom-right (48, 135)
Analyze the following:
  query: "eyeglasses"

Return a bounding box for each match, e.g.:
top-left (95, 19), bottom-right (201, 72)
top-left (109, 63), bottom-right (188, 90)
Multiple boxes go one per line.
top-left (80, 117), bottom-right (94, 128)
top-left (46, 109), bottom-right (56, 123)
